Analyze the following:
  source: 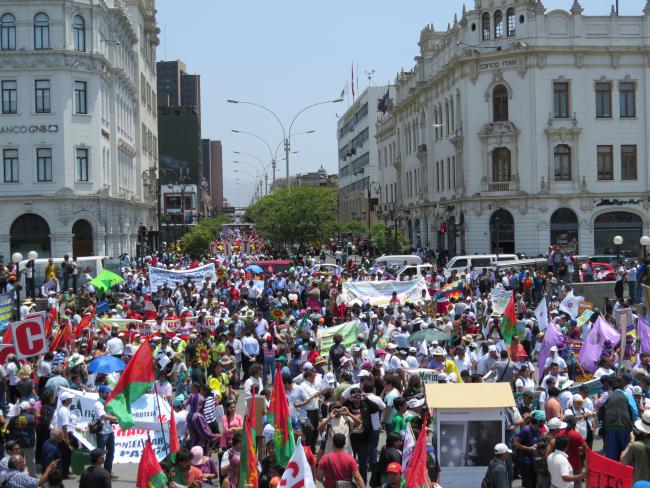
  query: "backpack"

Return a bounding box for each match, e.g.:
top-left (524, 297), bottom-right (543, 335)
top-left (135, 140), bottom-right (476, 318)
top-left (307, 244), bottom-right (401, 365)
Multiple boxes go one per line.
top-left (481, 459), bottom-right (498, 488)
top-left (532, 435), bottom-right (551, 476)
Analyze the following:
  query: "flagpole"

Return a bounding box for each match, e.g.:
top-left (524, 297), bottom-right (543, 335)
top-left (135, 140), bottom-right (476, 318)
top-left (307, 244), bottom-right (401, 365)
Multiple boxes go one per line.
top-left (153, 384), bottom-right (169, 456)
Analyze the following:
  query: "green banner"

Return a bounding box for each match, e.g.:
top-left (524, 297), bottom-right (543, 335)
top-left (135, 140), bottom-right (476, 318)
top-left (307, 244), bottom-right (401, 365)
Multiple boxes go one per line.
top-left (317, 320), bottom-right (359, 356)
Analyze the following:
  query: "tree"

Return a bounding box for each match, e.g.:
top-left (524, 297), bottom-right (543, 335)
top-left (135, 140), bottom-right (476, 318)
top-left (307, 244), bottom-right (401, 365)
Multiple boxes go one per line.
top-left (344, 220), bottom-right (367, 236)
top-left (246, 187), bottom-right (337, 247)
top-left (178, 214), bottom-right (231, 256)
top-left (369, 223), bottom-right (409, 255)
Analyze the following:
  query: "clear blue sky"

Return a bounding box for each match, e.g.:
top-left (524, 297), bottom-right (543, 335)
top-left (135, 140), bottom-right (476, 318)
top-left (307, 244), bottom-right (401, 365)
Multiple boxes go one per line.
top-left (156, 0), bottom-right (645, 206)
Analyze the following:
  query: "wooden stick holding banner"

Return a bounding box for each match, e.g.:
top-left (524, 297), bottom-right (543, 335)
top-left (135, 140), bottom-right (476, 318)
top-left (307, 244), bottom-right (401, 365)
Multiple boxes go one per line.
top-left (152, 384), bottom-right (168, 455)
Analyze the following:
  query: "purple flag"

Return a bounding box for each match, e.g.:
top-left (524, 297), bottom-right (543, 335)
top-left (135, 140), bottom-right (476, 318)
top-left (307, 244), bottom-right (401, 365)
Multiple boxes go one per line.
top-left (578, 316), bottom-right (621, 373)
top-left (638, 316), bottom-right (650, 356)
top-left (538, 320), bottom-right (566, 375)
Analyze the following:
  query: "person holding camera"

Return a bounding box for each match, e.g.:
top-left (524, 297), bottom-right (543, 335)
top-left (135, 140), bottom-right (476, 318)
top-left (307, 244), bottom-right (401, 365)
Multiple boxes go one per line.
top-left (317, 402), bottom-right (362, 456)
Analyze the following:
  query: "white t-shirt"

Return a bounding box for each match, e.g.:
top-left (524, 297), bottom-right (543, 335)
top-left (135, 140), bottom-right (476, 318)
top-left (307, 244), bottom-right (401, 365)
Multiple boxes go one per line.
top-left (6, 363), bottom-right (18, 386)
top-left (51, 405), bottom-right (74, 431)
top-left (547, 450), bottom-right (574, 488)
top-left (107, 337), bottom-right (125, 356)
top-left (94, 401), bottom-right (114, 435)
top-left (515, 377), bottom-right (536, 393)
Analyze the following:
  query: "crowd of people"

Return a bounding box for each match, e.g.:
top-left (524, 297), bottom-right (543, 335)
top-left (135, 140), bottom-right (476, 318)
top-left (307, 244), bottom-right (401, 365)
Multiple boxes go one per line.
top-left (0, 231), bottom-right (648, 488)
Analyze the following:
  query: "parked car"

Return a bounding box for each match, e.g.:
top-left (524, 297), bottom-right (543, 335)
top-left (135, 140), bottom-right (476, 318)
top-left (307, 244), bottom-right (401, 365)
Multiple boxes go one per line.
top-left (579, 262), bottom-right (616, 282)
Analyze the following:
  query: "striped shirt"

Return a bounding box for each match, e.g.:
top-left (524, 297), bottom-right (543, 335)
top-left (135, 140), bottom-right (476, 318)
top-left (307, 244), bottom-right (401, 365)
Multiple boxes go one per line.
top-left (203, 395), bottom-right (218, 424)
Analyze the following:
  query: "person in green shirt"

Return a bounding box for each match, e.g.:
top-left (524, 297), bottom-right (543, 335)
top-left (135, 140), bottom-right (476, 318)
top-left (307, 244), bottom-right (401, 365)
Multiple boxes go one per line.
top-left (392, 397), bottom-right (412, 434)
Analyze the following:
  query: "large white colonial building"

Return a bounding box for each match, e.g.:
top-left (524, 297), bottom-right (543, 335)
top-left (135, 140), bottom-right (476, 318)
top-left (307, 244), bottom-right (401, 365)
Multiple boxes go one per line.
top-left (0, 0), bottom-right (159, 260)
top-left (376, 0), bottom-right (650, 257)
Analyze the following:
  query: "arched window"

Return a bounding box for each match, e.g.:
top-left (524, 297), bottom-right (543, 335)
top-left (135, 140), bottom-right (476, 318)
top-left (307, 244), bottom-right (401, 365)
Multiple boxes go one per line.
top-left (1, 13), bottom-right (16, 50)
top-left (73, 15), bottom-right (85, 52)
top-left (482, 12), bottom-right (491, 41)
top-left (494, 10), bottom-right (504, 38)
top-left (493, 84), bottom-right (509, 122)
top-left (554, 145), bottom-right (571, 181)
top-left (34, 12), bottom-right (49, 50)
top-left (492, 147), bottom-right (511, 182)
top-left (506, 8), bottom-right (516, 37)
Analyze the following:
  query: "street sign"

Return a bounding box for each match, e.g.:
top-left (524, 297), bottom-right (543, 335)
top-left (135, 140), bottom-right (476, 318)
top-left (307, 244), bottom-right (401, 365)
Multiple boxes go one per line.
top-left (11, 314), bottom-right (47, 359)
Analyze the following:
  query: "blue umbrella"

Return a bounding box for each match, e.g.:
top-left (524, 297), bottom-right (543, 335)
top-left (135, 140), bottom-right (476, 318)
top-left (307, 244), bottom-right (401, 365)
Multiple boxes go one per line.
top-left (87, 355), bottom-right (126, 374)
top-left (245, 264), bottom-right (264, 274)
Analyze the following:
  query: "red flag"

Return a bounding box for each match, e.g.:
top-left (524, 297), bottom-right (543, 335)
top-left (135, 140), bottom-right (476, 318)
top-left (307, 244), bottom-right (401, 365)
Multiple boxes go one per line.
top-left (86, 329), bottom-right (94, 356)
top-left (500, 292), bottom-right (517, 344)
top-left (74, 309), bottom-right (95, 338)
top-left (169, 407), bottom-right (180, 457)
top-left (189, 259), bottom-right (199, 269)
top-left (404, 422), bottom-right (431, 488)
top-left (136, 438), bottom-right (167, 488)
top-left (45, 307), bottom-right (57, 337)
top-left (49, 321), bottom-right (71, 352)
top-left (143, 296), bottom-right (157, 320)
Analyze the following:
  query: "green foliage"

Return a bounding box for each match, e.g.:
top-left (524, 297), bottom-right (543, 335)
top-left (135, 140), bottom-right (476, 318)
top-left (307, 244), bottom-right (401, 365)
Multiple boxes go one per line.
top-left (178, 214), bottom-right (231, 256)
top-left (343, 220), bottom-right (367, 236)
top-left (369, 223), bottom-right (409, 255)
top-left (246, 187), bottom-right (338, 247)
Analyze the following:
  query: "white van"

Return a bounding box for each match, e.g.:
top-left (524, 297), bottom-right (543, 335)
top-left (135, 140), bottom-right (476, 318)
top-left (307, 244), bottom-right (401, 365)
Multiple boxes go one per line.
top-left (373, 254), bottom-right (422, 269)
top-left (394, 264), bottom-right (435, 281)
top-left (444, 254), bottom-right (518, 276)
top-left (19, 256), bottom-right (109, 290)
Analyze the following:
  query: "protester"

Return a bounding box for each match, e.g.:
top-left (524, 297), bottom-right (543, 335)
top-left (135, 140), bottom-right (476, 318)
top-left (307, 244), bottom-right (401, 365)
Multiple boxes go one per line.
top-left (79, 448), bottom-right (111, 488)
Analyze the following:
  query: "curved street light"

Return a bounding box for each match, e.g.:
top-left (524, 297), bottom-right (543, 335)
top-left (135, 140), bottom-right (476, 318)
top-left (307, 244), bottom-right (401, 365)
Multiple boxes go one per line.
top-left (227, 98), bottom-right (342, 189)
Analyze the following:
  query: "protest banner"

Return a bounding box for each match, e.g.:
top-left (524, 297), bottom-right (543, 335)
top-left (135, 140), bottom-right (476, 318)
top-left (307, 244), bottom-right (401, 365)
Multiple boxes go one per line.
top-left (11, 314), bottom-right (47, 359)
top-left (586, 448), bottom-right (633, 488)
top-left (341, 277), bottom-right (429, 306)
top-left (406, 368), bottom-right (439, 384)
top-left (577, 301), bottom-right (593, 315)
top-left (490, 287), bottom-right (512, 315)
top-left (317, 320), bottom-right (359, 355)
top-left (95, 315), bottom-right (218, 332)
top-left (58, 386), bottom-right (172, 463)
top-left (148, 263), bottom-right (216, 289)
top-left (0, 292), bottom-right (12, 327)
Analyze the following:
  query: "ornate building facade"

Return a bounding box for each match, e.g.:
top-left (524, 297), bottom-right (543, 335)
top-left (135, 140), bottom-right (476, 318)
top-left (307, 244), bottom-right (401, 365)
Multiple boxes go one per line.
top-left (376, 0), bottom-right (650, 257)
top-left (0, 0), bottom-right (159, 259)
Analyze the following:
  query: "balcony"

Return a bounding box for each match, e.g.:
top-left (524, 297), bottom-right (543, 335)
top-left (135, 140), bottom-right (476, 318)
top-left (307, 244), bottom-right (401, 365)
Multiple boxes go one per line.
top-left (486, 180), bottom-right (519, 192)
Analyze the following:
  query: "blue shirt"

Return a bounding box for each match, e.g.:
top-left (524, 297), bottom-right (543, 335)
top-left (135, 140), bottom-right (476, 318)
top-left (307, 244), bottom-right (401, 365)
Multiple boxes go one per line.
top-left (516, 424), bottom-right (540, 464)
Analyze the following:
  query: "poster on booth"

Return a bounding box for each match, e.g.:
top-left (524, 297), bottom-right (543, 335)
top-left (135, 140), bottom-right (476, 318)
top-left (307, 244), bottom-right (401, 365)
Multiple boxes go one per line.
top-left (57, 387), bottom-right (172, 463)
top-left (148, 263), bottom-right (216, 289)
top-left (317, 320), bottom-right (359, 356)
top-left (0, 292), bottom-right (12, 328)
top-left (341, 277), bottom-right (429, 306)
top-left (406, 368), bottom-right (439, 384)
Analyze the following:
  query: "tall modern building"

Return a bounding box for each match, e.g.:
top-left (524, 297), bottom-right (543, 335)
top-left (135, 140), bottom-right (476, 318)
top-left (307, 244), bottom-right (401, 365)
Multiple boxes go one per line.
top-left (337, 86), bottom-right (392, 226)
top-left (201, 138), bottom-right (224, 215)
top-left (376, 0), bottom-right (650, 257)
top-left (0, 0), bottom-right (159, 259)
top-left (156, 59), bottom-right (200, 114)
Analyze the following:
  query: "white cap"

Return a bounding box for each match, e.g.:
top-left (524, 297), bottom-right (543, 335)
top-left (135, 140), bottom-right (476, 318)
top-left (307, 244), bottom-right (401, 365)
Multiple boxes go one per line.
top-left (488, 345), bottom-right (497, 352)
top-left (358, 370), bottom-right (371, 378)
top-left (59, 391), bottom-right (75, 402)
top-left (547, 417), bottom-right (568, 430)
top-left (494, 443), bottom-right (512, 455)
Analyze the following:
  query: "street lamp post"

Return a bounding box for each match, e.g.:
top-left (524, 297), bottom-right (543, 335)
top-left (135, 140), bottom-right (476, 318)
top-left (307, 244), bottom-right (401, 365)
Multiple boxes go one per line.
top-left (613, 235), bottom-right (624, 262)
top-left (641, 235), bottom-right (650, 262)
top-left (228, 98), bottom-right (342, 190)
top-left (11, 250), bottom-right (37, 320)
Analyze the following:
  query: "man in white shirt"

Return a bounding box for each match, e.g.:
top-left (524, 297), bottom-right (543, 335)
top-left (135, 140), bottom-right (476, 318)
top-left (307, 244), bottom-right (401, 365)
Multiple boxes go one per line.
top-left (254, 312), bottom-right (268, 337)
top-left (299, 369), bottom-right (321, 451)
top-left (106, 326), bottom-right (125, 358)
top-left (547, 436), bottom-right (585, 488)
top-left (94, 385), bottom-right (119, 476)
top-left (51, 391), bottom-right (75, 477)
top-left (241, 329), bottom-right (260, 380)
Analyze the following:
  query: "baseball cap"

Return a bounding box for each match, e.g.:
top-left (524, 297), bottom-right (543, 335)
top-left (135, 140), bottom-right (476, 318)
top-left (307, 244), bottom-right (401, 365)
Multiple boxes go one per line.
top-left (547, 417), bottom-right (567, 430)
top-left (494, 443), bottom-right (512, 455)
top-left (90, 448), bottom-right (106, 461)
top-left (386, 462), bottom-right (402, 473)
top-left (98, 384), bottom-right (113, 395)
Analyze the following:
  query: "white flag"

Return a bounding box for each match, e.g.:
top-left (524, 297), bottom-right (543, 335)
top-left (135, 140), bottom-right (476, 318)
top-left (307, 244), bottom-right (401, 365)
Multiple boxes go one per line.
top-left (280, 438), bottom-right (316, 488)
top-left (559, 291), bottom-right (584, 320)
top-left (401, 425), bottom-right (416, 471)
top-left (534, 297), bottom-right (549, 331)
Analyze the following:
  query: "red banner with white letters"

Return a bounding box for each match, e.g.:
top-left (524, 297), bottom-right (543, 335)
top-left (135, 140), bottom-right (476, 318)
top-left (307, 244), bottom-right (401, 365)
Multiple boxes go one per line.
top-left (587, 448), bottom-right (633, 488)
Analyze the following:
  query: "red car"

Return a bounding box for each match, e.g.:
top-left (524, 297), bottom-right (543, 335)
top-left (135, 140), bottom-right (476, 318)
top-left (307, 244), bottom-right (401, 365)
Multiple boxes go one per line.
top-left (580, 262), bottom-right (616, 282)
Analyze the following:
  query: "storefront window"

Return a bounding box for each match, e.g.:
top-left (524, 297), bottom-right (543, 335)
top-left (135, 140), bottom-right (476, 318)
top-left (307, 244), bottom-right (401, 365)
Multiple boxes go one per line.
top-left (593, 211), bottom-right (642, 256)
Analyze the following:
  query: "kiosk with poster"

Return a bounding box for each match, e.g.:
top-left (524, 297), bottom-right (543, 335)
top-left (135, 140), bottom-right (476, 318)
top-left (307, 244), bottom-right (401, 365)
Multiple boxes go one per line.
top-left (425, 383), bottom-right (515, 488)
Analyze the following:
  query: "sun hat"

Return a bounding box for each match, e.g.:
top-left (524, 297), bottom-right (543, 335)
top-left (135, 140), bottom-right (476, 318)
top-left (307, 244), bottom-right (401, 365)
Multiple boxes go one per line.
top-left (191, 446), bottom-right (204, 465)
top-left (635, 410), bottom-right (650, 434)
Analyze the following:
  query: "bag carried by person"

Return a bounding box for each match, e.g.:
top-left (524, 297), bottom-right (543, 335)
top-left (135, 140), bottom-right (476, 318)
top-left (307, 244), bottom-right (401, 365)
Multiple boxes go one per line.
top-left (480, 458), bottom-right (498, 488)
top-left (324, 454), bottom-right (358, 488)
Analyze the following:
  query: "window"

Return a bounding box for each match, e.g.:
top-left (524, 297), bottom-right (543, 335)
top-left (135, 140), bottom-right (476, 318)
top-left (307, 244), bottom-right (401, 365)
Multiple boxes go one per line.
top-left (553, 82), bottom-right (569, 118)
top-left (34, 12), bottom-right (49, 50)
top-left (73, 15), bottom-right (85, 52)
top-left (595, 82), bottom-right (612, 118)
top-left (37, 148), bottom-right (52, 182)
top-left (619, 82), bottom-right (636, 118)
top-left (482, 12), bottom-right (490, 41)
top-left (554, 145), bottom-right (571, 180)
top-left (493, 84), bottom-right (508, 122)
top-left (76, 148), bottom-right (88, 181)
top-left (492, 147), bottom-right (511, 182)
top-left (35, 80), bottom-right (50, 113)
top-left (506, 8), bottom-right (516, 37)
top-left (3, 149), bottom-right (18, 182)
top-left (2, 80), bottom-right (16, 114)
top-left (621, 145), bottom-right (637, 180)
top-left (74, 81), bottom-right (87, 114)
top-left (494, 10), bottom-right (504, 38)
top-left (1, 13), bottom-right (16, 50)
top-left (597, 145), bottom-right (613, 180)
